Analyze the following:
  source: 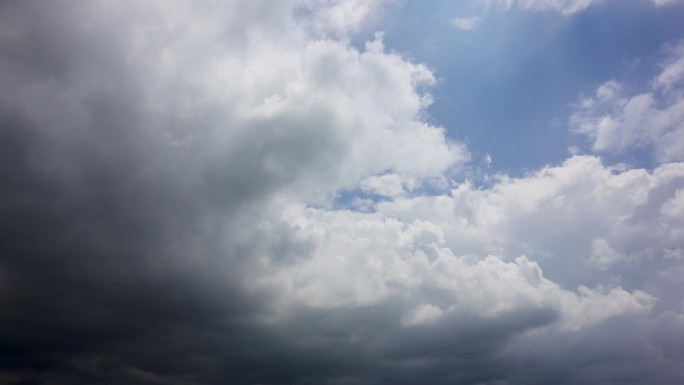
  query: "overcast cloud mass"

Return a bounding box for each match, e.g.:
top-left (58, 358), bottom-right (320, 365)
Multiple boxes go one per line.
top-left (1, 1), bottom-right (684, 384)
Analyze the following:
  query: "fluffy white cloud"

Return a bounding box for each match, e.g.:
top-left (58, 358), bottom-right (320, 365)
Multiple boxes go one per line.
top-left (250, 155), bottom-right (680, 330)
top-left (570, 45), bottom-right (684, 162)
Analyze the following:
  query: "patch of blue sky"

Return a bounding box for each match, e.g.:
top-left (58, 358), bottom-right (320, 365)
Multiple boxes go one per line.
top-left (370, 0), bottom-right (684, 174)
top-left (332, 187), bottom-right (384, 212)
top-left (336, 0), bottom-right (684, 208)
top-left (332, 178), bottom-right (452, 211)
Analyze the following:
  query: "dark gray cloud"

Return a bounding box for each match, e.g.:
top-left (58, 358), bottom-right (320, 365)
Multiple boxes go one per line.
top-left (1, 1), bottom-right (683, 385)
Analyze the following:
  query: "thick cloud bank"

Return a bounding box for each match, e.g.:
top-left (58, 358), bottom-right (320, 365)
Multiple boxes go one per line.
top-left (1, 1), bottom-right (683, 385)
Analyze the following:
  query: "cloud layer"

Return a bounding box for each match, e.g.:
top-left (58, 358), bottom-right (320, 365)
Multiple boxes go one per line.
top-left (1, 1), bottom-right (683, 385)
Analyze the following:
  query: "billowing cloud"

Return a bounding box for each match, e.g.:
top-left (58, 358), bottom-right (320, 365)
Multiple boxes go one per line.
top-left (1, 1), bottom-right (683, 385)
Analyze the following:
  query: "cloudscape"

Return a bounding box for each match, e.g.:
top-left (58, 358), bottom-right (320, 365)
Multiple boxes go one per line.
top-left (1, 1), bottom-right (684, 384)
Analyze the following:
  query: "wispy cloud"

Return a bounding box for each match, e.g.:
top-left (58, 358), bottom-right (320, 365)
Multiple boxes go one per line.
top-left (451, 16), bottom-right (482, 30)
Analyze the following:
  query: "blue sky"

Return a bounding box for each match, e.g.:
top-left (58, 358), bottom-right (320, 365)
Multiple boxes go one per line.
top-left (2, 1), bottom-right (684, 384)
top-left (373, 0), bottom-right (684, 173)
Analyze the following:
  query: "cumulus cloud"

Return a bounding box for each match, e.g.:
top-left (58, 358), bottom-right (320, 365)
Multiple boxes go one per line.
top-left (261, 198), bottom-right (658, 328)
top-left (321, 156), bottom-right (684, 304)
top-left (1, 1), bottom-right (683, 385)
top-left (302, 0), bottom-right (397, 36)
top-left (571, 44), bottom-right (684, 162)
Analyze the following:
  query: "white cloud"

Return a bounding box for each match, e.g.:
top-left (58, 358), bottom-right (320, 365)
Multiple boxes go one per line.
top-left (483, 0), bottom-right (599, 15)
top-left (589, 238), bottom-right (623, 269)
top-left (451, 16), bottom-right (482, 31)
top-left (518, 0), bottom-right (597, 14)
top-left (654, 43), bottom-right (684, 91)
top-left (302, 0), bottom-right (395, 36)
top-left (570, 44), bottom-right (684, 162)
top-left (244, 155), bottom-right (684, 335)
top-left (652, 0), bottom-right (684, 6)
top-left (257, 200), bottom-right (657, 329)
top-left (364, 156), bottom-right (684, 301)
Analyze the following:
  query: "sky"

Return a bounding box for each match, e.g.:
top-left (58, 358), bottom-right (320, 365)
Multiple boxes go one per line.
top-left (1, 1), bottom-right (684, 384)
